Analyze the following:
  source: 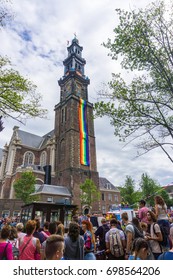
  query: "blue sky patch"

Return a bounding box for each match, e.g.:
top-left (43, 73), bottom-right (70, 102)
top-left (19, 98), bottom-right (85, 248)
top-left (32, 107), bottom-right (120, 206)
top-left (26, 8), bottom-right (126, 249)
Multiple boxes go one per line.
top-left (20, 30), bottom-right (32, 42)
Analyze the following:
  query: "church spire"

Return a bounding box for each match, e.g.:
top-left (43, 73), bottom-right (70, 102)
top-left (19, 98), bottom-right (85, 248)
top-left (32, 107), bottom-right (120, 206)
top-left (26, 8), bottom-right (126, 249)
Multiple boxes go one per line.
top-left (58, 38), bottom-right (90, 101)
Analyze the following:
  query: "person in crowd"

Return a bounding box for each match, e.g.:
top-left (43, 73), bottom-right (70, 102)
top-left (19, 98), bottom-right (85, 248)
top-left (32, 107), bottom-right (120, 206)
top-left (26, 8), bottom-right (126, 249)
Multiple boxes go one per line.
top-left (57, 223), bottom-right (65, 237)
top-left (64, 222), bottom-right (84, 260)
top-left (8, 226), bottom-right (19, 260)
top-left (140, 222), bottom-right (148, 236)
top-left (81, 220), bottom-right (96, 260)
top-left (158, 226), bottom-right (173, 260)
top-left (19, 220), bottom-right (41, 260)
top-left (40, 221), bottom-right (58, 260)
top-left (16, 223), bottom-right (26, 239)
top-left (8, 226), bottom-right (18, 245)
top-left (121, 212), bottom-right (134, 259)
top-left (154, 195), bottom-right (168, 222)
top-left (45, 234), bottom-right (64, 260)
top-left (105, 218), bottom-right (125, 260)
top-left (42, 221), bottom-right (50, 236)
top-left (145, 210), bottom-right (163, 259)
top-left (33, 218), bottom-right (46, 244)
top-left (94, 217), bottom-right (110, 251)
top-left (0, 225), bottom-right (13, 260)
top-left (138, 200), bottom-right (149, 224)
top-left (154, 195), bottom-right (170, 249)
top-left (128, 237), bottom-right (149, 260)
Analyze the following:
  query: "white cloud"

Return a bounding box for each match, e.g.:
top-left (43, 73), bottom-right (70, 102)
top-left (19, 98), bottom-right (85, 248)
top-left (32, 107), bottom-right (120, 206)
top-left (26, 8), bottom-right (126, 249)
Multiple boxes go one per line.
top-left (0, 0), bottom-right (172, 187)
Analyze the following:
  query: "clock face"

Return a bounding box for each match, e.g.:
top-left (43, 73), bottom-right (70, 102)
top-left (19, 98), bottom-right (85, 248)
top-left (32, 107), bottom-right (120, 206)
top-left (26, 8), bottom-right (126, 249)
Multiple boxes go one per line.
top-left (65, 81), bottom-right (71, 95)
top-left (76, 82), bottom-right (82, 96)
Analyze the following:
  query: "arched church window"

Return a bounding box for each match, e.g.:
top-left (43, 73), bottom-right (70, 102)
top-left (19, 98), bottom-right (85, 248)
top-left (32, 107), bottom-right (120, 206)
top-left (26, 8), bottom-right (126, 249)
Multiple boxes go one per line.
top-left (40, 151), bottom-right (47, 167)
top-left (23, 151), bottom-right (34, 166)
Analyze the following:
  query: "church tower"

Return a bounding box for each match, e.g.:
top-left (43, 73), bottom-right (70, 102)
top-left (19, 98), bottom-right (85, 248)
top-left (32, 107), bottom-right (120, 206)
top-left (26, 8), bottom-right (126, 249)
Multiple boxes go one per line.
top-left (54, 37), bottom-right (99, 210)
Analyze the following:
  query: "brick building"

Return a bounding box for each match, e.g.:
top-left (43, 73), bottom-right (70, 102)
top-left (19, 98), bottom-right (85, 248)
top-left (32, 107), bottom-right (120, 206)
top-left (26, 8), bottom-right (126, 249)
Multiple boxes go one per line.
top-left (0, 38), bottom-right (120, 217)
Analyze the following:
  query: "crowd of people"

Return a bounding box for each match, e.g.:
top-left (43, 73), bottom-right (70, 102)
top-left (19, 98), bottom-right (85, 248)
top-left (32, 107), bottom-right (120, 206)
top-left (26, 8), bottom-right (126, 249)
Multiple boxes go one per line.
top-left (0, 195), bottom-right (173, 260)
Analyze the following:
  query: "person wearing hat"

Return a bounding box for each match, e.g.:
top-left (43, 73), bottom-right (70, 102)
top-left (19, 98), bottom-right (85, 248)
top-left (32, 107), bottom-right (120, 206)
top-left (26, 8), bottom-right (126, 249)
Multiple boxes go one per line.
top-left (94, 218), bottom-right (110, 251)
top-left (138, 200), bottom-right (149, 224)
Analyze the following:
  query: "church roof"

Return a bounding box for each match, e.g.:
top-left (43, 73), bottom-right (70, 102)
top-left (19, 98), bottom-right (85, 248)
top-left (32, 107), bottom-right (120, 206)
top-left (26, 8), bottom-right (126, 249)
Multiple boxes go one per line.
top-left (32, 184), bottom-right (72, 197)
top-left (99, 177), bottom-right (120, 192)
top-left (17, 129), bottom-right (54, 148)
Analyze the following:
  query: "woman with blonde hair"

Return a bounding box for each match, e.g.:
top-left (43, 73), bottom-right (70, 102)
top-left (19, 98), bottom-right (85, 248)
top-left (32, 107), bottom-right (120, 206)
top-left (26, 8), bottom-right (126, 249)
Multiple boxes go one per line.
top-left (57, 223), bottom-right (65, 237)
top-left (81, 220), bottom-right (96, 260)
top-left (154, 195), bottom-right (170, 249)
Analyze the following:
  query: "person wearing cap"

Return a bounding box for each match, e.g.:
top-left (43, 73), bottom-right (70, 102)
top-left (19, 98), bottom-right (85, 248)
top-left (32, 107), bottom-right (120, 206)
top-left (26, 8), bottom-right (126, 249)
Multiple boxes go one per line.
top-left (138, 200), bottom-right (149, 224)
top-left (94, 218), bottom-right (110, 250)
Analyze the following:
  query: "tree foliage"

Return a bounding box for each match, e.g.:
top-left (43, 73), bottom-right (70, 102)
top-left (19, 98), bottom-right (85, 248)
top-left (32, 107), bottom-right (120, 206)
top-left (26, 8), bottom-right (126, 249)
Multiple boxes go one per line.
top-left (140, 173), bottom-right (173, 207)
top-left (80, 178), bottom-right (100, 208)
top-left (0, 56), bottom-right (47, 124)
top-left (94, 0), bottom-right (173, 162)
top-left (13, 171), bottom-right (38, 204)
top-left (119, 176), bottom-right (142, 208)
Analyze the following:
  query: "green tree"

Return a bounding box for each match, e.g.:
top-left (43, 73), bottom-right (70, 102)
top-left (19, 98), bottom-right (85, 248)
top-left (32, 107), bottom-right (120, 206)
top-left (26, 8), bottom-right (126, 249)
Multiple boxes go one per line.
top-left (119, 176), bottom-right (142, 208)
top-left (80, 178), bottom-right (100, 209)
top-left (13, 171), bottom-right (38, 204)
top-left (139, 173), bottom-right (171, 207)
top-left (94, 1), bottom-right (173, 162)
top-left (0, 56), bottom-right (47, 124)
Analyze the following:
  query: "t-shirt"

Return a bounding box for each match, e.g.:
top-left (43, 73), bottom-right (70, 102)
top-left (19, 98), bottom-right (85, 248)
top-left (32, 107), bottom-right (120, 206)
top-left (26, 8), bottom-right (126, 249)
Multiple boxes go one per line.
top-left (125, 224), bottom-right (135, 237)
top-left (149, 223), bottom-right (162, 253)
top-left (157, 204), bottom-right (168, 220)
top-left (138, 207), bottom-right (149, 224)
top-left (105, 228), bottom-right (125, 243)
top-left (128, 255), bottom-right (141, 260)
top-left (158, 251), bottom-right (173, 260)
top-left (0, 242), bottom-right (13, 260)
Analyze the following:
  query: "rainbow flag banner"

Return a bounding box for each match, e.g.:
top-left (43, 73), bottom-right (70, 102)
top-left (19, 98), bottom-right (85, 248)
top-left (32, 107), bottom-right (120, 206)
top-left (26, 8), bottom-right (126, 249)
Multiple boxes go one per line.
top-left (79, 98), bottom-right (90, 166)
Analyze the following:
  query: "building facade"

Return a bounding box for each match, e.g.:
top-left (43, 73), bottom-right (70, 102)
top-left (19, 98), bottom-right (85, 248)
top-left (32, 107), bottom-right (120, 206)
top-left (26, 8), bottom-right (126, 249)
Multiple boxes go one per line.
top-left (0, 38), bottom-right (120, 217)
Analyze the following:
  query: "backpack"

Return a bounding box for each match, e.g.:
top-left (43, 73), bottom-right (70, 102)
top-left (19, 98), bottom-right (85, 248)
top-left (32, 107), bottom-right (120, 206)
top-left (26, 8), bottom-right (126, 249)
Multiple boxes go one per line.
top-left (109, 229), bottom-right (124, 258)
top-left (12, 246), bottom-right (19, 259)
top-left (133, 225), bottom-right (144, 239)
top-left (153, 223), bottom-right (169, 247)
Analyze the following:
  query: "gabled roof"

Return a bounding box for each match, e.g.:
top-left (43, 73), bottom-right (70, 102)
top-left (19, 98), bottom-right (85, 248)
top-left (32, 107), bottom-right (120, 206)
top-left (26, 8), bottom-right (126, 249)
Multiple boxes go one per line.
top-left (18, 130), bottom-right (43, 148)
top-left (99, 177), bottom-right (120, 192)
top-left (13, 128), bottom-right (54, 149)
top-left (32, 184), bottom-right (72, 197)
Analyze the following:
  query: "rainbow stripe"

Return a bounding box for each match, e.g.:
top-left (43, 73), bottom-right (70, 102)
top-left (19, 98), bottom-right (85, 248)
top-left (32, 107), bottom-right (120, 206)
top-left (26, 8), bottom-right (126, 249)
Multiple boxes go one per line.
top-left (79, 98), bottom-right (90, 166)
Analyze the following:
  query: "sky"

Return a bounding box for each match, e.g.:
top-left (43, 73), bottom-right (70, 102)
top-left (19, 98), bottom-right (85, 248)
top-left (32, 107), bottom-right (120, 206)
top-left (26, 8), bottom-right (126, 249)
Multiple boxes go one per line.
top-left (0, 0), bottom-right (172, 188)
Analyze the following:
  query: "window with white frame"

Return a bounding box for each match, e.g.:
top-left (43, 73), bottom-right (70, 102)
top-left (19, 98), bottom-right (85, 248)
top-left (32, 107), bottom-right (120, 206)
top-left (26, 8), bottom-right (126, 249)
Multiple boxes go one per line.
top-left (108, 193), bottom-right (112, 201)
top-left (23, 151), bottom-right (34, 165)
top-left (40, 151), bottom-right (47, 167)
top-left (114, 195), bottom-right (118, 202)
